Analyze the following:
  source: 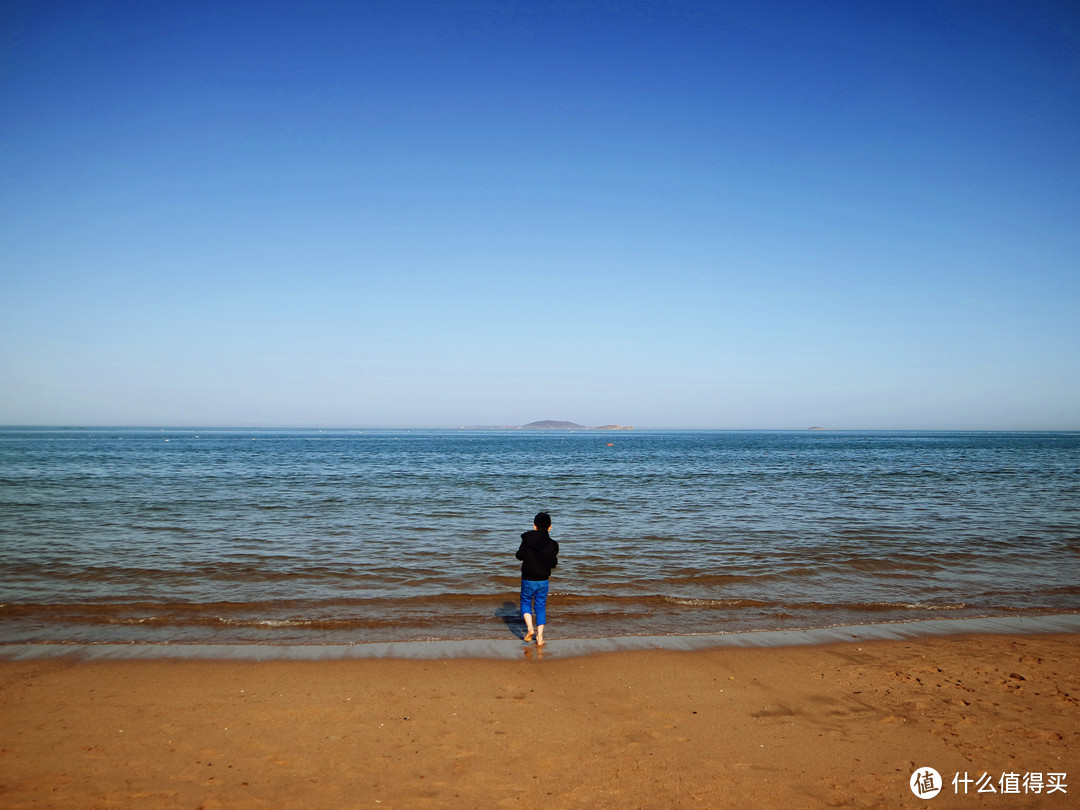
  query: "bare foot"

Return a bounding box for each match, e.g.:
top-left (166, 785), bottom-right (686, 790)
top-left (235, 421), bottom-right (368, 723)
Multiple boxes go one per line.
top-left (523, 631), bottom-right (535, 642)
top-left (536, 636), bottom-right (545, 646)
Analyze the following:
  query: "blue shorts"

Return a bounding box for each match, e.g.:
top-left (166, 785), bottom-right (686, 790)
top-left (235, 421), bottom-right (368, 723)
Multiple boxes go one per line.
top-left (520, 579), bottom-right (550, 625)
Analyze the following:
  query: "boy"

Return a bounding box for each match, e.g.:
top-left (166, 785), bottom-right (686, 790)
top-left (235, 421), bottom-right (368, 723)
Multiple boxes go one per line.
top-left (516, 512), bottom-right (559, 645)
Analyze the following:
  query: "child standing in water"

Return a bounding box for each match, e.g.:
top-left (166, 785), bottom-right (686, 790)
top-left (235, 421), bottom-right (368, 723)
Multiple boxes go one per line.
top-left (517, 512), bottom-right (559, 645)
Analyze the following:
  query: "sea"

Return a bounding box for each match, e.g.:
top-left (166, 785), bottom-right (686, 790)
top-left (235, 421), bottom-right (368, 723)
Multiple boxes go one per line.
top-left (1, 428), bottom-right (1078, 649)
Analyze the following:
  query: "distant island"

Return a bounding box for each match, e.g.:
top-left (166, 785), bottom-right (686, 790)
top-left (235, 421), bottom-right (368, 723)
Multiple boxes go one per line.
top-left (462, 420), bottom-right (633, 430)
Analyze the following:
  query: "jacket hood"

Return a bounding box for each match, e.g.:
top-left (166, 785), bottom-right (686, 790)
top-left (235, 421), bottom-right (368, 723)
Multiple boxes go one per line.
top-left (521, 529), bottom-right (553, 548)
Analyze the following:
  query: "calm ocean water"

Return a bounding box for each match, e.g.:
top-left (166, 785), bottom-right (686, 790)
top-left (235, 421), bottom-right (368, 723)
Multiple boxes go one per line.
top-left (1, 428), bottom-right (1078, 646)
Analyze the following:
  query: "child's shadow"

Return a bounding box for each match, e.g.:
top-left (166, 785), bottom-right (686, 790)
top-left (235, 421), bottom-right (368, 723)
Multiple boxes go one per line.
top-left (494, 601), bottom-right (526, 639)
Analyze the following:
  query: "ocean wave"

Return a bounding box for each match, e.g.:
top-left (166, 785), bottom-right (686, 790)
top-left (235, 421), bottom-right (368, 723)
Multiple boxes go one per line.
top-left (660, 596), bottom-right (774, 609)
top-left (801, 600), bottom-right (968, 612)
top-left (0, 594), bottom-right (973, 624)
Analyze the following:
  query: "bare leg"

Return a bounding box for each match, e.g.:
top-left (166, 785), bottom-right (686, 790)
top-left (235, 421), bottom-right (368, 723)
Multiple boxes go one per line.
top-left (523, 612), bottom-right (535, 642)
top-left (536, 624), bottom-right (545, 646)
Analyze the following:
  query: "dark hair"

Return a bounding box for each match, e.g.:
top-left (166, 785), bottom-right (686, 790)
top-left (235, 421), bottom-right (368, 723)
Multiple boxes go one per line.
top-left (534, 512), bottom-right (551, 531)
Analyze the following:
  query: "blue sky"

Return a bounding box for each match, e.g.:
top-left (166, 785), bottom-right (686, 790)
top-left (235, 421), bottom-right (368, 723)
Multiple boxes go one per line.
top-left (2, 0), bottom-right (1078, 429)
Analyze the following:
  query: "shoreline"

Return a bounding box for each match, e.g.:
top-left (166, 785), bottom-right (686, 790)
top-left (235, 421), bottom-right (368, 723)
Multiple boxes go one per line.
top-left (4, 611), bottom-right (1079, 661)
top-left (2, 627), bottom-right (1076, 808)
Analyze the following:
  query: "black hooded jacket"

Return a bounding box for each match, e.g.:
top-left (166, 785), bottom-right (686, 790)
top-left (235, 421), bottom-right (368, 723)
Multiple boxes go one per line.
top-left (516, 529), bottom-right (559, 581)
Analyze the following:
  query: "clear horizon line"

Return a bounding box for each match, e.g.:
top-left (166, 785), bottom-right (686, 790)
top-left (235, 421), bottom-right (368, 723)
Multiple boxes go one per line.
top-left (1, 423), bottom-right (1078, 433)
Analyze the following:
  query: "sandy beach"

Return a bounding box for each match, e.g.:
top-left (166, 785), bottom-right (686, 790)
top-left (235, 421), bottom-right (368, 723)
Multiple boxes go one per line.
top-left (2, 632), bottom-right (1077, 809)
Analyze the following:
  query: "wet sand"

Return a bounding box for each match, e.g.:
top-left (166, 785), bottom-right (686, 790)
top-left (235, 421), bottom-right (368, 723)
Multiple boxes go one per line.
top-left (1, 632), bottom-right (1077, 809)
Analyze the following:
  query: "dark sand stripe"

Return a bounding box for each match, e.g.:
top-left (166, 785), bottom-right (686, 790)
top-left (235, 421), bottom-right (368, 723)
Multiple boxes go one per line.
top-left (2, 612), bottom-right (1078, 661)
